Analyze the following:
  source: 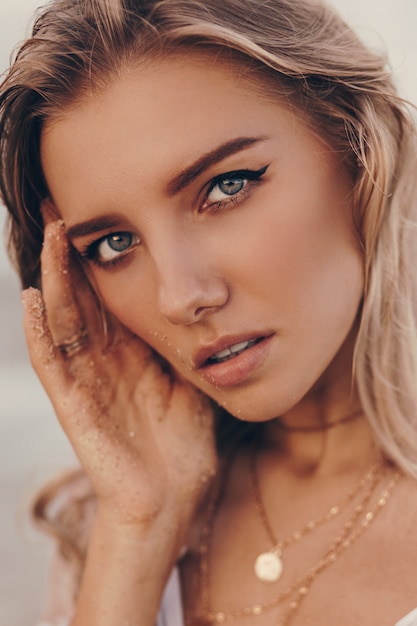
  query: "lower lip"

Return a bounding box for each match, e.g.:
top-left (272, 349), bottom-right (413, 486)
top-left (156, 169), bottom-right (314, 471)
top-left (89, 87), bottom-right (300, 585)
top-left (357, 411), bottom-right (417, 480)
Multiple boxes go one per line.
top-left (197, 335), bottom-right (274, 388)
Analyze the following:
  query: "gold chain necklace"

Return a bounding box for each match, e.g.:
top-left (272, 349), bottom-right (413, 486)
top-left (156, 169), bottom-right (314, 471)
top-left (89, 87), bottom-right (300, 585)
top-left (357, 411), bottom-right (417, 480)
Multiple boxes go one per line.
top-left (277, 469), bottom-right (400, 626)
top-left (195, 454), bottom-right (400, 625)
top-left (250, 449), bottom-right (380, 583)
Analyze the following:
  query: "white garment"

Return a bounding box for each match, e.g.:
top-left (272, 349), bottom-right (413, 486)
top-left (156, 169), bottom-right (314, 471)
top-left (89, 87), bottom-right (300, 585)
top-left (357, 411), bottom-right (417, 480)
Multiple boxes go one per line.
top-left (396, 608), bottom-right (417, 626)
top-left (156, 568), bottom-right (185, 626)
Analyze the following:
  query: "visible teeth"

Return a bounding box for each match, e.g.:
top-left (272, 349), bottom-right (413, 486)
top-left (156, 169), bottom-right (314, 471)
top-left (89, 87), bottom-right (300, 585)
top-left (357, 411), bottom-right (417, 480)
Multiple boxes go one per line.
top-left (230, 341), bottom-right (250, 354)
top-left (209, 339), bottom-right (257, 363)
top-left (213, 347), bottom-right (233, 359)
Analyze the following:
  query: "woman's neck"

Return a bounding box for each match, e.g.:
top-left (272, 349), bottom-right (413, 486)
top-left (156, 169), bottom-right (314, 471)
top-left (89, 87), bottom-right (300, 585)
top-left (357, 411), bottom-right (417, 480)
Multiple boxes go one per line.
top-left (261, 392), bottom-right (378, 477)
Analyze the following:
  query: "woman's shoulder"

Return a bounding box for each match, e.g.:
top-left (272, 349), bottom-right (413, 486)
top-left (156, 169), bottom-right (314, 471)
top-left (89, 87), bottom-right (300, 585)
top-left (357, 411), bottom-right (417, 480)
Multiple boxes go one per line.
top-left (35, 467), bottom-right (96, 551)
top-left (35, 468), bottom-right (97, 626)
top-left (156, 567), bottom-right (184, 626)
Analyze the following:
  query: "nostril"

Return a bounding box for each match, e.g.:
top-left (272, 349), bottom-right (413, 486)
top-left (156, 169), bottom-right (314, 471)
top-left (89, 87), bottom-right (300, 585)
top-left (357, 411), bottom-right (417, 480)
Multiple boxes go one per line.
top-left (195, 306), bottom-right (209, 319)
top-left (158, 273), bottom-right (229, 325)
top-left (194, 304), bottom-right (223, 320)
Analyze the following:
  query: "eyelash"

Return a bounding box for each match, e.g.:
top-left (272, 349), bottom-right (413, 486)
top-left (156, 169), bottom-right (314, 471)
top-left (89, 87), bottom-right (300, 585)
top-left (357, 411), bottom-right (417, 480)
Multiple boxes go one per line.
top-left (79, 164), bottom-right (269, 270)
top-left (79, 232), bottom-right (140, 270)
top-left (201, 165), bottom-right (269, 213)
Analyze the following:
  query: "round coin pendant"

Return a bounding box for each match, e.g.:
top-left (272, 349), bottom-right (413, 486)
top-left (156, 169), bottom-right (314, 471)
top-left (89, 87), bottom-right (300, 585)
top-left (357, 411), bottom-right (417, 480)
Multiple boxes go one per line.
top-left (254, 551), bottom-right (283, 583)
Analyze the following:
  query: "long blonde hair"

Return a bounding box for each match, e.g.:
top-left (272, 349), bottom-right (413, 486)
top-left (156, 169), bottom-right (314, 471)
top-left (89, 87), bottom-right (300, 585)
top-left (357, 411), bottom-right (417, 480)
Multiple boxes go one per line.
top-left (1, 0), bottom-right (417, 571)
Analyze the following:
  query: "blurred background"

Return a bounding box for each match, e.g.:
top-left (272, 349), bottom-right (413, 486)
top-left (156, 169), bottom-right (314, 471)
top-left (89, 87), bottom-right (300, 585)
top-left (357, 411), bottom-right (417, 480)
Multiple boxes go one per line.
top-left (1, 1), bottom-right (417, 624)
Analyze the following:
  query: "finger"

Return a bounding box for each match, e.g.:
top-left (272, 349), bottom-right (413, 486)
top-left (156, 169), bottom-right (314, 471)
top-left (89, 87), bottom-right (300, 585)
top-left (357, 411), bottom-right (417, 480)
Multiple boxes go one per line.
top-left (66, 248), bottom-right (108, 344)
top-left (42, 202), bottom-right (94, 352)
top-left (42, 197), bottom-right (110, 333)
top-left (41, 220), bottom-right (88, 349)
top-left (21, 287), bottom-right (65, 390)
top-left (22, 286), bottom-right (115, 461)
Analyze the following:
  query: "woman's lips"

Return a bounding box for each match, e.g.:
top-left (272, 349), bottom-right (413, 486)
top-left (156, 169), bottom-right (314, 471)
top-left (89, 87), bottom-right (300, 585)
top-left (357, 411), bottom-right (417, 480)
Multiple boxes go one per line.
top-left (206, 338), bottom-right (261, 363)
top-left (195, 334), bottom-right (274, 388)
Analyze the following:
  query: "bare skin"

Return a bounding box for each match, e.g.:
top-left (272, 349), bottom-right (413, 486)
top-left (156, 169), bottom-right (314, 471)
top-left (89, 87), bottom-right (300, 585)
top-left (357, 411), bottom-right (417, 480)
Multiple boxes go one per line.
top-left (22, 54), bottom-right (417, 625)
top-left (23, 219), bottom-right (217, 625)
top-left (181, 448), bottom-right (417, 626)
top-left (23, 221), bottom-right (417, 626)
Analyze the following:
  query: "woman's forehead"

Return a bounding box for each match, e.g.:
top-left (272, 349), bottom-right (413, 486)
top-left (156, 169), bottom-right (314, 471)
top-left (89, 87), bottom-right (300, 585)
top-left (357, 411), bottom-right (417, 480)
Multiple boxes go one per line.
top-left (40, 52), bottom-right (340, 226)
top-left (41, 54), bottom-right (303, 166)
top-left (44, 49), bottom-right (298, 127)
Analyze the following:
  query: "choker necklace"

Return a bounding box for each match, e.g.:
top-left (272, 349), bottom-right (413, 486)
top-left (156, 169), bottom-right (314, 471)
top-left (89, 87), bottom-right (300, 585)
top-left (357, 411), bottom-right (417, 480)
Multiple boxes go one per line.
top-left (250, 449), bottom-right (379, 583)
top-left (275, 409), bottom-right (363, 433)
top-left (196, 453), bottom-right (400, 625)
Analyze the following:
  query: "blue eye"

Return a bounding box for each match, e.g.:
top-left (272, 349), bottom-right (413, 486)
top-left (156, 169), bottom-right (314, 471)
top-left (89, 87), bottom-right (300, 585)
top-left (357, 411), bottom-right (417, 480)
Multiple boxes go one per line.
top-left (207, 175), bottom-right (246, 203)
top-left (204, 166), bottom-right (268, 209)
top-left (81, 231), bottom-right (140, 268)
top-left (97, 233), bottom-right (134, 261)
top-left (217, 177), bottom-right (245, 196)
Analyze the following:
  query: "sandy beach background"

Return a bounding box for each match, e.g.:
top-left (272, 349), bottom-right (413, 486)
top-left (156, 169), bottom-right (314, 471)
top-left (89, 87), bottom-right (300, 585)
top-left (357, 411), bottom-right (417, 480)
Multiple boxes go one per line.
top-left (1, 1), bottom-right (417, 624)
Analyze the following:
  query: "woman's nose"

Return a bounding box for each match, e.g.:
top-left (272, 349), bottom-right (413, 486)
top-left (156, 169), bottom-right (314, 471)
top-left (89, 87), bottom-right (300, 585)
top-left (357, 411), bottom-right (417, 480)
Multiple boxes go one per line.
top-left (155, 242), bottom-right (229, 325)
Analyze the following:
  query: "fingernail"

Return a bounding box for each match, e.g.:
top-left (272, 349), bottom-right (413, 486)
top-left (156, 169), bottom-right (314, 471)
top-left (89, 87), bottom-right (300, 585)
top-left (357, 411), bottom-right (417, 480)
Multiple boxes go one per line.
top-left (21, 287), bottom-right (45, 317)
top-left (43, 220), bottom-right (68, 250)
top-left (21, 288), bottom-right (48, 337)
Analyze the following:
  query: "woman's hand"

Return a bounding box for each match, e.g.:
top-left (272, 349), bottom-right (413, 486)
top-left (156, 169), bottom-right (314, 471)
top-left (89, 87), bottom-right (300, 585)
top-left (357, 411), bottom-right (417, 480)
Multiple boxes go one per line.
top-left (22, 219), bottom-right (217, 543)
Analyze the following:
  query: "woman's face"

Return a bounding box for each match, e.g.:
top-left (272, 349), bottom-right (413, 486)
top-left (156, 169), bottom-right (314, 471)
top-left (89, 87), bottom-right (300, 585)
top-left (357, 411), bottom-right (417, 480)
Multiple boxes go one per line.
top-left (41, 54), bottom-right (364, 421)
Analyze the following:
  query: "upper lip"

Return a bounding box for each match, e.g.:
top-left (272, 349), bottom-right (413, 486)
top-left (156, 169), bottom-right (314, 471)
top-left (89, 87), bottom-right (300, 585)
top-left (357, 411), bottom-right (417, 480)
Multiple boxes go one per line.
top-left (192, 332), bottom-right (274, 369)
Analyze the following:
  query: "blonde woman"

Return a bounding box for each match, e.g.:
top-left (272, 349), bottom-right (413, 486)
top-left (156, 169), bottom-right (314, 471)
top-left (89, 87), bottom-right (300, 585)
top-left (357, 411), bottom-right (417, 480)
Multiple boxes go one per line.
top-left (1, 0), bottom-right (417, 624)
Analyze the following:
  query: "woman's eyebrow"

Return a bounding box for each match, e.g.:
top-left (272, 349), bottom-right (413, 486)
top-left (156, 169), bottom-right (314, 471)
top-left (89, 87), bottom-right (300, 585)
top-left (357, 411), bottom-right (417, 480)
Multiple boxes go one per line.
top-left (166, 135), bottom-right (267, 195)
top-left (65, 136), bottom-right (266, 240)
top-left (66, 215), bottom-right (122, 241)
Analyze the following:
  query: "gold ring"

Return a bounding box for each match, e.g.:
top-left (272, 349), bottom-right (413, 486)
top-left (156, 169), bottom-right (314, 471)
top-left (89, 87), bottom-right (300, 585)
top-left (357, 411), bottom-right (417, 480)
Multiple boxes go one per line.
top-left (55, 329), bottom-right (88, 357)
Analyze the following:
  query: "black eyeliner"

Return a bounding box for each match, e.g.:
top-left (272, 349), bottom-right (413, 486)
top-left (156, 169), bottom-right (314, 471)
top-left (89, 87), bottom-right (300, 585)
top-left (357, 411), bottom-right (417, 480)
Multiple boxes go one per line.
top-left (207, 164), bottom-right (269, 192)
